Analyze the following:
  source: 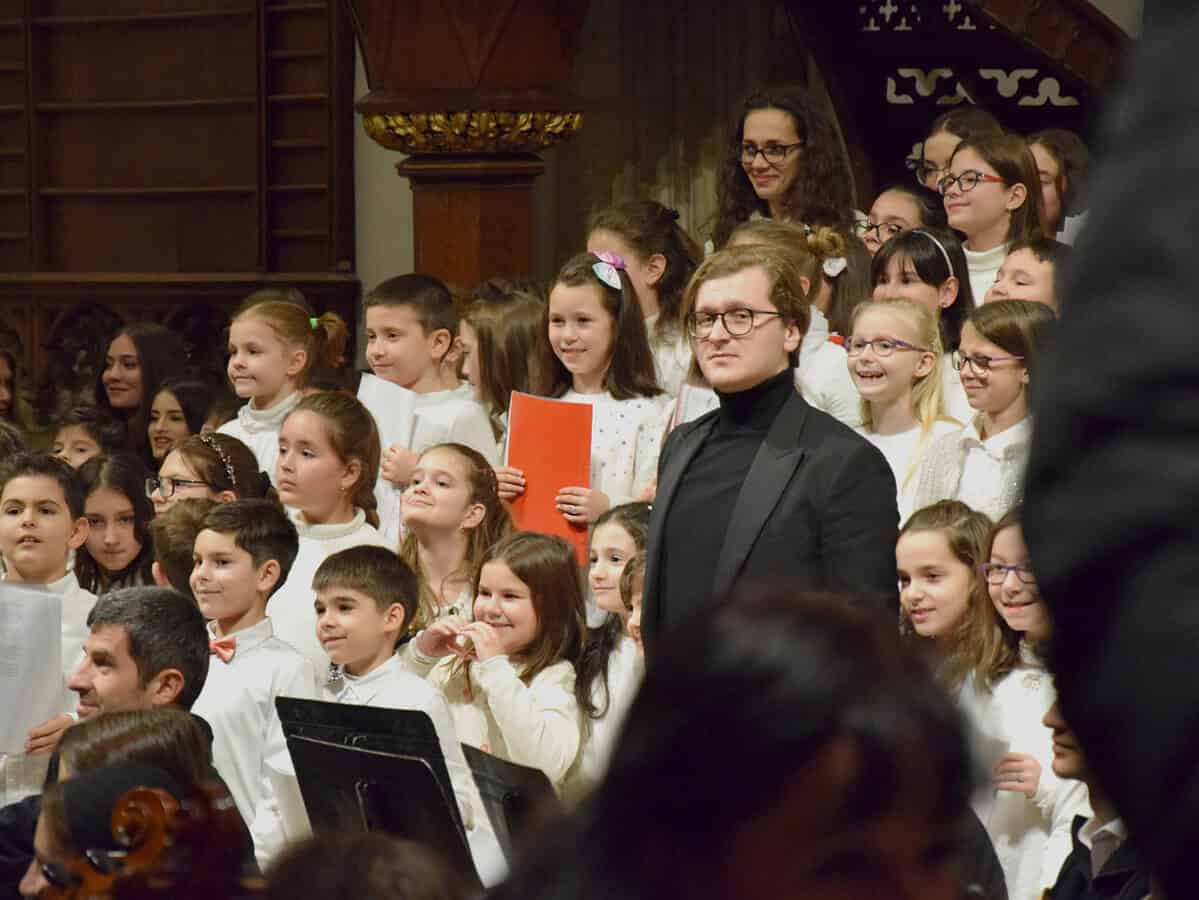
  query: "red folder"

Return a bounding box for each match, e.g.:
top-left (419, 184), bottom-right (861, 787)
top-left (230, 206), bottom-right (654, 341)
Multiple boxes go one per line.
top-left (505, 392), bottom-right (593, 563)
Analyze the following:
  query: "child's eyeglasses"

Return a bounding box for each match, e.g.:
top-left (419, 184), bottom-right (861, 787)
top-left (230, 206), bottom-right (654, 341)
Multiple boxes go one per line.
top-left (145, 476), bottom-right (213, 500)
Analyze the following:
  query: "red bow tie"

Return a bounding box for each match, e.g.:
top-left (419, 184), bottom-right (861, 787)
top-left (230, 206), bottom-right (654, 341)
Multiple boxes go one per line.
top-left (209, 636), bottom-right (237, 663)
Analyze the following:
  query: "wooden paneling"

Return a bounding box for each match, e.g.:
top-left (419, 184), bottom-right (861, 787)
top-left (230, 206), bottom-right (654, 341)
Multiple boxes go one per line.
top-left (0, 0), bottom-right (358, 410)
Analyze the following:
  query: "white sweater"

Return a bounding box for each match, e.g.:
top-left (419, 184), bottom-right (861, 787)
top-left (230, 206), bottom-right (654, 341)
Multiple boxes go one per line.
top-left (218, 392), bottom-right (303, 486)
top-left (401, 645), bottom-right (582, 792)
top-left (856, 420), bottom-right (960, 523)
top-left (269, 509), bottom-right (392, 671)
top-left (964, 243), bottom-right (1009, 309)
top-left (957, 644), bottom-right (1092, 900)
top-left (560, 391), bottom-right (667, 508)
top-left (911, 416), bottom-right (1032, 521)
top-left (797, 308), bottom-right (861, 428)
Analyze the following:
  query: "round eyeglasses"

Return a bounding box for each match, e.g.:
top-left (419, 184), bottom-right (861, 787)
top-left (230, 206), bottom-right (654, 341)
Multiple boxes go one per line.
top-left (740, 142), bottom-right (803, 166)
top-left (979, 562), bottom-right (1037, 585)
top-left (145, 475), bottom-right (213, 500)
top-left (907, 158), bottom-right (948, 188)
top-left (846, 337), bottom-right (929, 357)
top-left (854, 220), bottom-right (906, 244)
top-left (937, 170), bottom-right (1006, 195)
top-left (951, 350), bottom-right (1026, 376)
top-left (687, 308), bottom-right (784, 339)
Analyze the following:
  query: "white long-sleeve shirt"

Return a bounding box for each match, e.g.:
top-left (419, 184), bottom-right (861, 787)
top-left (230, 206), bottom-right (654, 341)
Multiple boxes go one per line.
top-left (401, 645), bottom-right (582, 792)
top-left (191, 617), bottom-right (318, 827)
top-left (957, 644), bottom-right (1092, 900)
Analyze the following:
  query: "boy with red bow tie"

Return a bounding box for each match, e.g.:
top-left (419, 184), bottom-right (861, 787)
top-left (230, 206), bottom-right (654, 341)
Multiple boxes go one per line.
top-left (189, 499), bottom-right (317, 829)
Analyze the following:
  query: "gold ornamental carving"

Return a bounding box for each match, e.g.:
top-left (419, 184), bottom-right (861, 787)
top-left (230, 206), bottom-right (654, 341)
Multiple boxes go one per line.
top-left (362, 111), bottom-right (583, 155)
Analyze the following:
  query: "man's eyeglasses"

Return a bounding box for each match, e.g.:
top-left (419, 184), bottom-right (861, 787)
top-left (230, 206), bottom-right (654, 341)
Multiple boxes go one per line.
top-left (740, 142), bottom-right (803, 166)
top-left (951, 350), bottom-right (1026, 376)
top-left (687, 308), bottom-right (784, 339)
top-left (145, 475), bottom-right (212, 500)
top-left (846, 337), bottom-right (929, 358)
top-left (937, 170), bottom-right (1006, 195)
top-left (979, 562), bottom-right (1037, 585)
top-left (854, 220), bottom-right (906, 243)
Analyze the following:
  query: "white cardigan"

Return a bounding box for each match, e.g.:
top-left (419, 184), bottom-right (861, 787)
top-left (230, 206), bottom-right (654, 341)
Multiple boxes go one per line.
top-left (401, 644), bottom-right (582, 791)
top-left (911, 416), bottom-right (1031, 521)
top-left (957, 644), bottom-right (1092, 900)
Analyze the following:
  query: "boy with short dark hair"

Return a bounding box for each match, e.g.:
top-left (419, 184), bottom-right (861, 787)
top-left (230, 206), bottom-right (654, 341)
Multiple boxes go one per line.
top-left (985, 237), bottom-right (1073, 311)
top-left (0, 452), bottom-right (95, 803)
top-left (365, 274), bottom-right (499, 543)
top-left (251, 545), bottom-right (498, 880)
top-left (188, 499), bottom-right (317, 830)
top-left (148, 497), bottom-right (218, 601)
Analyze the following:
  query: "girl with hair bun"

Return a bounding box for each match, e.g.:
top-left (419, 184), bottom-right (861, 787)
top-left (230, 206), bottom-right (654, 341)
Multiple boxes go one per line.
top-left (726, 219), bottom-right (863, 428)
top-left (587, 200), bottom-right (702, 395)
top-left (269, 391), bottom-right (391, 670)
top-left (219, 288), bottom-right (349, 483)
top-left (148, 432), bottom-right (272, 516)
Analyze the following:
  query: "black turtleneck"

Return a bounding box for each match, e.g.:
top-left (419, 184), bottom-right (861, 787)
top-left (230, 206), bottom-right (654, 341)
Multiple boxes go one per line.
top-left (659, 368), bottom-right (794, 624)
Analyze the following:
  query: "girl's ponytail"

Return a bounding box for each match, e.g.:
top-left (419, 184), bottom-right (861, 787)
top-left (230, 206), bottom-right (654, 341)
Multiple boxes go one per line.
top-left (310, 311), bottom-right (350, 371)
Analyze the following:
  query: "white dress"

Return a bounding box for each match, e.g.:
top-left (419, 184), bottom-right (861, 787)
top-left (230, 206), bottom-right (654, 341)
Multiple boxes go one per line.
top-left (856, 420), bottom-right (960, 523)
top-left (190, 618), bottom-right (318, 826)
top-left (561, 634), bottom-right (643, 805)
top-left (560, 391), bottom-right (668, 507)
top-left (957, 644), bottom-right (1092, 900)
top-left (269, 509), bottom-right (392, 671)
top-left (797, 307), bottom-right (861, 428)
top-left (401, 645), bottom-right (583, 792)
top-left (218, 391), bottom-right (303, 486)
top-left (0, 572), bottom-right (96, 805)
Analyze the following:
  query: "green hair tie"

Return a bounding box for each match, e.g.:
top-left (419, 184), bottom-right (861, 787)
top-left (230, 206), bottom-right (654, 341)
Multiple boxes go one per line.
top-left (309, 317), bottom-right (319, 330)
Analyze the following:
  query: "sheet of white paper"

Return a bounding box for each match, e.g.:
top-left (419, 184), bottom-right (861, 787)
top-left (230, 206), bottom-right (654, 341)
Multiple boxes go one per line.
top-left (269, 765), bottom-right (313, 844)
top-left (0, 585), bottom-right (64, 754)
top-left (358, 373), bottom-right (417, 450)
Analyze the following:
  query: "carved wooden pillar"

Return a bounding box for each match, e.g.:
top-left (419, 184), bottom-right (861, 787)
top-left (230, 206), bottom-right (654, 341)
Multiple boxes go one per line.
top-left (347, 1), bottom-right (588, 287)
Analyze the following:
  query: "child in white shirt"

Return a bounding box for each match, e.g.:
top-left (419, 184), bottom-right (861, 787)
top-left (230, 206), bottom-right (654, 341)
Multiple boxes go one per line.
top-left (270, 392), bottom-right (391, 670)
top-left (586, 200), bottom-right (701, 398)
top-left (847, 299), bottom-right (960, 523)
top-left (364, 275), bottom-right (499, 543)
top-left (252, 545), bottom-right (501, 881)
top-left (402, 532), bottom-right (585, 793)
top-left (189, 499), bottom-right (319, 828)
top-left (496, 252), bottom-right (666, 521)
top-left (220, 288), bottom-right (350, 483)
top-left (399, 443), bottom-right (513, 634)
top-left (913, 300), bottom-right (1056, 521)
top-left (0, 453), bottom-right (96, 804)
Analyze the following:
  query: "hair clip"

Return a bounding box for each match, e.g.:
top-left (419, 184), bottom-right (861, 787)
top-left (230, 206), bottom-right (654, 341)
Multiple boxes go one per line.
top-left (309, 316), bottom-right (319, 331)
top-left (591, 251), bottom-right (625, 291)
top-left (822, 256), bottom-right (848, 279)
top-left (198, 433), bottom-right (237, 488)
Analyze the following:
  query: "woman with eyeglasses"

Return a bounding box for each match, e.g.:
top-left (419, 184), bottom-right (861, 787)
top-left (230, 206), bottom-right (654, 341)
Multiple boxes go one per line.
top-left (847, 300), bottom-right (960, 522)
top-left (912, 300), bottom-right (1055, 521)
top-left (710, 84), bottom-right (854, 250)
top-left (940, 133), bottom-right (1048, 306)
top-left (956, 507), bottom-right (1090, 900)
top-left (912, 106), bottom-right (1004, 194)
top-left (147, 432), bottom-right (272, 516)
top-left (856, 183), bottom-right (947, 257)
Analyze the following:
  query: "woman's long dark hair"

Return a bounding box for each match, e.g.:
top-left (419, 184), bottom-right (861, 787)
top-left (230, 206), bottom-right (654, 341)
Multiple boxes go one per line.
top-left (94, 322), bottom-right (188, 460)
top-left (152, 376), bottom-right (214, 438)
top-left (712, 84), bottom-right (854, 248)
top-left (75, 452), bottom-right (155, 593)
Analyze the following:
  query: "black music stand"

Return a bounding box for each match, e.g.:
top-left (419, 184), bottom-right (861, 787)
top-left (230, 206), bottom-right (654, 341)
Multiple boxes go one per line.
top-left (460, 743), bottom-right (561, 862)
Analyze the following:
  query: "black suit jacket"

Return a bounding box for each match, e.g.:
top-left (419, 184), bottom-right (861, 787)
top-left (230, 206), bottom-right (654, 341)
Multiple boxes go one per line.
top-left (642, 391), bottom-right (899, 660)
top-left (1045, 817), bottom-right (1150, 900)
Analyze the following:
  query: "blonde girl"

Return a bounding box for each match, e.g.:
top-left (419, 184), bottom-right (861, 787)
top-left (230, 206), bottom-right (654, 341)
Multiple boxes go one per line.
top-left (403, 531), bottom-right (586, 791)
top-left (848, 299), bottom-right (959, 521)
top-left (399, 442), bottom-right (514, 631)
top-left (496, 252), bottom-right (665, 522)
top-left (960, 506), bottom-right (1090, 900)
top-left (219, 288), bottom-right (349, 482)
top-left (913, 300), bottom-right (1056, 520)
top-left (269, 391), bottom-right (390, 670)
top-left (586, 200), bottom-right (702, 396)
top-left (726, 219), bottom-right (862, 427)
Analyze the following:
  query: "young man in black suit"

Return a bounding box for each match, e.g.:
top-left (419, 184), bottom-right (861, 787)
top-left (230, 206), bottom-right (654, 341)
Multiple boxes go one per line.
top-left (642, 243), bottom-right (898, 661)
